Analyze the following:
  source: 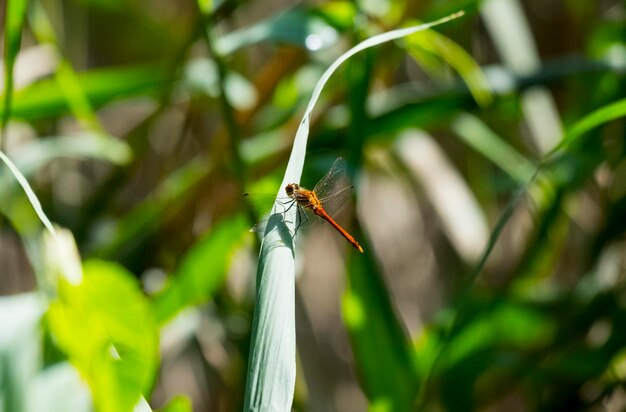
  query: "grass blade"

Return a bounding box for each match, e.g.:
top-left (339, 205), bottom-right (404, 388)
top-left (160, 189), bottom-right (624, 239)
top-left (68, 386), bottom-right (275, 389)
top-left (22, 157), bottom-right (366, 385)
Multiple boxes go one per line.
top-left (244, 11), bottom-right (466, 411)
top-left (0, 150), bottom-right (56, 236)
top-left (548, 97), bottom-right (626, 156)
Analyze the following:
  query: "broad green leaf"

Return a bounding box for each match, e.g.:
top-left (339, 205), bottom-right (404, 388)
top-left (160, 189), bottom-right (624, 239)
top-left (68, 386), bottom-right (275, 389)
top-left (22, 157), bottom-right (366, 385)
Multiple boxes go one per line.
top-left (244, 12), bottom-right (466, 411)
top-left (153, 214), bottom-right (248, 325)
top-left (343, 252), bottom-right (419, 411)
top-left (1, 0), bottom-right (29, 133)
top-left (47, 260), bottom-right (159, 412)
top-left (0, 65), bottom-right (170, 121)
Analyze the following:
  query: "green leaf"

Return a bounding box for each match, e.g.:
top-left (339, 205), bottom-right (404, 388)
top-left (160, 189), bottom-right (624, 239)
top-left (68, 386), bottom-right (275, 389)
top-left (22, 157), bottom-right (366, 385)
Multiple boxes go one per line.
top-left (243, 214), bottom-right (297, 412)
top-left (243, 12), bottom-right (466, 411)
top-left (1, 0), bottom-right (29, 132)
top-left (343, 252), bottom-right (419, 411)
top-left (549, 97), bottom-right (626, 156)
top-left (153, 214), bottom-right (248, 325)
top-left (0, 65), bottom-right (170, 121)
top-left (47, 260), bottom-right (159, 412)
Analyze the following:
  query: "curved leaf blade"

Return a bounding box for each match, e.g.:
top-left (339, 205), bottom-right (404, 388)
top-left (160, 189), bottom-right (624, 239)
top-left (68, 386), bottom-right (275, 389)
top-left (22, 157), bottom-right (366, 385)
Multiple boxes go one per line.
top-left (244, 11), bottom-right (466, 411)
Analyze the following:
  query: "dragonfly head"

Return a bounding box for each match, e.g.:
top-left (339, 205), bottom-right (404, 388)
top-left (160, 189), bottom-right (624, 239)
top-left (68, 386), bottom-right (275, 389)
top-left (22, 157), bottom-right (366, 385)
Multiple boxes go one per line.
top-left (285, 183), bottom-right (299, 198)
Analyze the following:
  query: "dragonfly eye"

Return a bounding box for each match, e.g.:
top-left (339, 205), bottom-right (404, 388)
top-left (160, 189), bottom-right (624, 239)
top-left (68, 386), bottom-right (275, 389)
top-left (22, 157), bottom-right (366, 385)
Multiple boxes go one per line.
top-left (285, 183), bottom-right (298, 196)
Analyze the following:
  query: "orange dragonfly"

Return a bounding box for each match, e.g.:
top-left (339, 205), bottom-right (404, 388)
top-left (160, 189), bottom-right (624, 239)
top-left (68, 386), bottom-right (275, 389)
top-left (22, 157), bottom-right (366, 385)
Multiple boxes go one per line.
top-left (247, 158), bottom-right (364, 253)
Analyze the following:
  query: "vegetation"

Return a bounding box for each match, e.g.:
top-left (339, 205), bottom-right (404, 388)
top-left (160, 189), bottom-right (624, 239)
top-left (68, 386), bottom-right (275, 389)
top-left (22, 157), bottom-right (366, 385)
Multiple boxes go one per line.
top-left (2, 1), bottom-right (626, 411)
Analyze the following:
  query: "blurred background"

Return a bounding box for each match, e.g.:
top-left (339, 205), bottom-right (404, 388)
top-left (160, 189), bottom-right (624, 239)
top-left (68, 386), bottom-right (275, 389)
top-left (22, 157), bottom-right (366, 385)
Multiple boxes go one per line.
top-left (2, 0), bottom-right (626, 411)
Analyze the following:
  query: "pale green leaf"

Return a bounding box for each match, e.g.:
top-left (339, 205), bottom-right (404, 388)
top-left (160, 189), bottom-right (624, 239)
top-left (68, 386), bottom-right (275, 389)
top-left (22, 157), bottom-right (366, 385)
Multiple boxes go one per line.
top-left (244, 11), bottom-right (465, 411)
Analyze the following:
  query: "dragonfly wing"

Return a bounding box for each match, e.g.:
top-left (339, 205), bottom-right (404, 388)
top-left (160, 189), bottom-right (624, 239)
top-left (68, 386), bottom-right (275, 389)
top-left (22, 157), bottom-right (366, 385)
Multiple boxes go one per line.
top-left (312, 158), bottom-right (355, 217)
top-left (312, 157), bottom-right (348, 200)
top-left (317, 185), bottom-right (354, 217)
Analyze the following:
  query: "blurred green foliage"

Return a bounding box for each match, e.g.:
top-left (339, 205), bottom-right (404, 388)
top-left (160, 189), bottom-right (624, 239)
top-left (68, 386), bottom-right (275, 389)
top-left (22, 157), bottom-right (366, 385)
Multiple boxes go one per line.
top-left (1, 0), bottom-right (626, 411)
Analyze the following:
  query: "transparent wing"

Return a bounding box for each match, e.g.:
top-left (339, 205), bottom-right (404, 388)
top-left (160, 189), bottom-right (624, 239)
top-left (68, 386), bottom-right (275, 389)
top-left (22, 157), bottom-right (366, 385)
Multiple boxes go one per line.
top-left (312, 157), bottom-right (347, 198)
top-left (312, 157), bottom-right (354, 217)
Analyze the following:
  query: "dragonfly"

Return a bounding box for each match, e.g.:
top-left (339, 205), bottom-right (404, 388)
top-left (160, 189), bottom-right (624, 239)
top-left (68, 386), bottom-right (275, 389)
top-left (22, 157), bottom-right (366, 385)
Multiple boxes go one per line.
top-left (246, 158), bottom-right (364, 253)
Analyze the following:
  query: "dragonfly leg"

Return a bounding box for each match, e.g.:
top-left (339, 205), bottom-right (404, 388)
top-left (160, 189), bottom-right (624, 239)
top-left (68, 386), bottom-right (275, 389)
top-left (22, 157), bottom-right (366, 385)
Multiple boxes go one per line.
top-left (274, 198), bottom-right (292, 214)
top-left (282, 199), bottom-right (297, 214)
top-left (294, 207), bottom-right (308, 235)
top-left (276, 199), bottom-right (300, 230)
